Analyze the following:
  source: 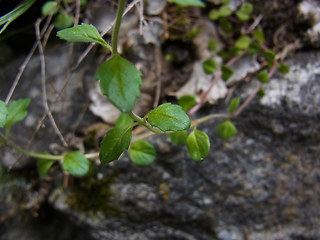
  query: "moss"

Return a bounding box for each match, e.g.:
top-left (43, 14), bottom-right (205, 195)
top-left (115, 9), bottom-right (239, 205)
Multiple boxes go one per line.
top-left (66, 169), bottom-right (121, 216)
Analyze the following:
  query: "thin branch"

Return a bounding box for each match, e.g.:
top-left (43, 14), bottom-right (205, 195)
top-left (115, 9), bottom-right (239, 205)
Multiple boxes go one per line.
top-left (188, 50), bottom-right (248, 116)
top-left (5, 16), bottom-right (52, 104)
top-left (231, 83), bottom-right (262, 118)
top-left (35, 19), bottom-right (68, 147)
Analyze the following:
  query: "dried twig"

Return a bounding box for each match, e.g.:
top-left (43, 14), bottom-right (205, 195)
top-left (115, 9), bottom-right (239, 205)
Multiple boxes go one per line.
top-left (5, 16), bottom-right (53, 104)
top-left (188, 50), bottom-right (248, 116)
top-left (35, 19), bottom-right (68, 147)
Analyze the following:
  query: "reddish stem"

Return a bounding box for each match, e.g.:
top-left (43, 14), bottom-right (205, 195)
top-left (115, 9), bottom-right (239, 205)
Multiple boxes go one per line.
top-left (187, 50), bottom-right (247, 116)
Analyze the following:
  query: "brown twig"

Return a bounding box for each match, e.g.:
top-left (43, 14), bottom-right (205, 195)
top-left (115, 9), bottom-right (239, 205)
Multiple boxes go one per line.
top-left (5, 16), bottom-right (52, 104)
top-left (35, 19), bottom-right (68, 147)
top-left (188, 50), bottom-right (248, 116)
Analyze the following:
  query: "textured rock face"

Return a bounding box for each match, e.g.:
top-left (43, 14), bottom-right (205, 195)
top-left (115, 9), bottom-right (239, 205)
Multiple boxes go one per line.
top-left (0, 30), bottom-right (319, 240)
top-left (47, 51), bottom-right (320, 240)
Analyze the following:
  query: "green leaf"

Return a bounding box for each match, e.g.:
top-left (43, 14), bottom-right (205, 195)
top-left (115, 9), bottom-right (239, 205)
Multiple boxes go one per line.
top-left (6, 98), bottom-right (31, 129)
top-left (236, 3), bottom-right (253, 21)
top-left (219, 5), bottom-right (232, 17)
top-left (57, 23), bottom-right (109, 48)
top-left (248, 42), bottom-right (261, 54)
top-left (257, 88), bottom-right (265, 98)
top-left (264, 49), bottom-right (276, 68)
top-left (147, 103), bottom-right (191, 132)
top-left (99, 126), bottom-right (132, 164)
top-left (170, 130), bottom-right (187, 145)
top-left (229, 46), bottom-right (243, 57)
top-left (115, 113), bottom-right (134, 127)
top-left (54, 13), bottom-right (74, 30)
top-left (0, 100), bottom-right (8, 128)
top-left (221, 0), bottom-right (230, 4)
top-left (202, 58), bottom-right (217, 74)
top-left (235, 36), bottom-right (251, 50)
top-left (97, 55), bottom-right (142, 112)
top-left (277, 63), bottom-right (290, 73)
top-left (219, 17), bottom-right (232, 33)
top-left (167, 0), bottom-right (205, 7)
top-left (253, 29), bottom-right (265, 43)
top-left (218, 120), bottom-right (237, 139)
top-left (221, 65), bottom-right (234, 81)
top-left (41, 1), bottom-right (59, 16)
top-left (37, 153), bottom-right (55, 178)
top-left (129, 141), bottom-right (156, 165)
top-left (80, 0), bottom-right (87, 5)
top-left (208, 39), bottom-right (218, 52)
top-left (257, 70), bottom-right (269, 83)
top-left (178, 95), bottom-right (197, 111)
top-left (186, 129), bottom-right (210, 161)
top-left (228, 97), bottom-right (240, 113)
top-left (0, 0), bottom-right (36, 34)
top-left (62, 151), bottom-right (89, 176)
top-left (185, 27), bottom-right (201, 40)
top-left (209, 9), bottom-right (220, 21)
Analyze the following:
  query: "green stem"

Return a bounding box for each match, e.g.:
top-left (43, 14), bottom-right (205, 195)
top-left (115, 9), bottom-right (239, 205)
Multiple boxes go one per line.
top-left (192, 113), bottom-right (230, 126)
top-left (0, 132), bottom-right (63, 160)
top-left (112, 0), bottom-right (126, 55)
top-left (128, 112), bottom-right (163, 134)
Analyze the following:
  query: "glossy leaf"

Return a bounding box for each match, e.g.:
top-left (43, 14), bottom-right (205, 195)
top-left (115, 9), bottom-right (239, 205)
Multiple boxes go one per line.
top-left (186, 129), bottom-right (210, 161)
top-left (0, 100), bottom-right (8, 128)
top-left (41, 1), bottom-right (58, 16)
top-left (100, 126), bottom-right (132, 164)
top-left (202, 58), bottom-right (217, 74)
top-left (218, 120), bottom-right (237, 139)
top-left (209, 9), bottom-right (220, 21)
top-left (129, 141), bottom-right (156, 165)
top-left (54, 13), bottom-right (74, 30)
top-left (253, 29), bottom-right (265, 43)
top-left (167, 0), bottom-right (205, 7)
top-left (264, 49), bottom-right (276, 68)
top-left (235, 36), bottom-right (251, 49)
top-left (257, 70), bottom-right (269, 83)
top-left (62, 151), bottom-right (89, 176)
top-left (57, 23), bottom-right (108, 47)
top-left (248, 42), bottom-right (261, 55)
top-left (178, 95), bottom-right (197, 111)
top-left (37, 153), bottom-right (55, 178)
top-left (219, 18), bottom-right (232, 33)
top-left (170, 130), bottom-right (187, 145)
top-left (208, 39), bottom-right (218, 52)
top-left (219, 5), bottom-right (232, 17)
top-left (277, 63), bottom-right (290, 73)
top-left (148, 103), bottom-right (191, 132)
top-left (221, 65), bottom-right (234, 81)
top-left (228, 97), bottom-right (240, 113)
top-left (257, 88), bottom-right (265, 98)
top-left (97, 55), bottom-right (142, 112)
top-left (6, 98), bottom-right (31, 129)
top-left (115, 113), bottom-right (134, 127)
top-left (0, 0), bottom-right (36, 34)
top-left (236, 3), bottom-right (253, 21)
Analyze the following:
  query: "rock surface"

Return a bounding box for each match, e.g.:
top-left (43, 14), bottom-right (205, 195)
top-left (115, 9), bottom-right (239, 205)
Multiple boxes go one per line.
top-left (51, 51), bottom-right (319, 240)
top-left (1, 2), bottom-right (320, 239)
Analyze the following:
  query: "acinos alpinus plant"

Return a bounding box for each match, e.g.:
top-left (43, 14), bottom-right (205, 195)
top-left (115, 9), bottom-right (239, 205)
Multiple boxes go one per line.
top-left (0, 0), bottom-right (290, 178)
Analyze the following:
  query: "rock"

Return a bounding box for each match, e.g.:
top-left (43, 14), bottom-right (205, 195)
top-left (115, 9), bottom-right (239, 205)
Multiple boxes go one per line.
top-left (298, 0), bottom-right (320, 47)
top-left (48, 51), bottom-right (320, 239)
top-left (146, 0), bottom-right (167, 16)
top-left (0, 45), bottom-right (99, 168)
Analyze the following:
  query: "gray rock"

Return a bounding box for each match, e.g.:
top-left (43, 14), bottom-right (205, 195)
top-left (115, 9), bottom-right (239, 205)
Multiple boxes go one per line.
top-left (146, 0), bottom-right (167, 16)
top-left (48, 51), bottom-right (320, 239)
